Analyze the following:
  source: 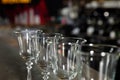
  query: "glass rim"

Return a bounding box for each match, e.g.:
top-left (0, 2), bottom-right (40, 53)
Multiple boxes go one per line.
top-left (42, 32), bottom-right (63, 35)
top-left (82, 43), bottom-right (120, 49)
top-left (14, 28), bottom-right (43, 34)
top-left (60, 37), bottom-right (87, 42)
top-left (41, 32), bottom-right (63, 37)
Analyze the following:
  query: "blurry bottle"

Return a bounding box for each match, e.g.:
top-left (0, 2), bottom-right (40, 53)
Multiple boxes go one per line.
top-left (29, 8), bottom-right (34, 25)
top-left (109, 30), bottom-right (116, 39)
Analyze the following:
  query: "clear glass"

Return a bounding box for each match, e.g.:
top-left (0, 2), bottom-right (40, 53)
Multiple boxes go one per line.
top-left (78, 44), bottom-right (120, 80)
top-left (34, 33), bottom-right (63, 80)
top-left (14, 28), bottom-right (42, 80)
top-left (55, 37), bottom-right (87, 80)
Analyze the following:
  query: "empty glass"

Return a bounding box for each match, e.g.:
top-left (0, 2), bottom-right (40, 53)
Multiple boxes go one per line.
top-left (54, 37), bottom-right (87, 80)
top-left (34, 33), bottom-right (63, 80)
top-left (14, 28), bottom-right (42, 80)
top-left (78, 44), bottom-right (120, 80)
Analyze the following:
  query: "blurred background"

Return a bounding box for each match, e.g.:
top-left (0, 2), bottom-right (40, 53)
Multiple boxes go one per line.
top-left (0, 0), bottom-right (120, 45)
top-left (0, 0), bottom-right (120, 80)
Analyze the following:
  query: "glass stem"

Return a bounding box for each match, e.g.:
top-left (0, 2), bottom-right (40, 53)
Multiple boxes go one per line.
top-left (42, 70), bottom-right (50, 80)
top-left (26, 60), bottom-right (33, 80)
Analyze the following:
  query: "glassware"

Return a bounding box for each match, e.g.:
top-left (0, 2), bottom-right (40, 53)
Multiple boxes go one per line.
top-left (78, 44), bottom-right (120, 80)
top-left (34, 33), bottom-right (63, 80)
top-left (54, 37), bottom-right (87, 80)
top-left (14, 28), bottom-right (42, 80)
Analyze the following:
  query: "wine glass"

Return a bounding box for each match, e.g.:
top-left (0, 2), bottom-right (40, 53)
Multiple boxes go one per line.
top-left (14, 28), bottom-right (43, 80)
top-left (54, 37), bottom-right (87, 80)
top-left (34, 33), bottom-right (63, 80)
top-left (79, 43), bottom-right (120, 80)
